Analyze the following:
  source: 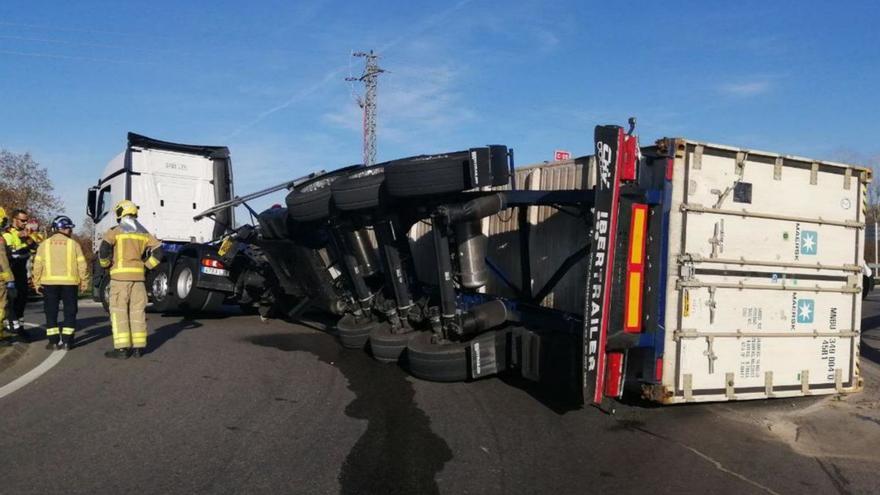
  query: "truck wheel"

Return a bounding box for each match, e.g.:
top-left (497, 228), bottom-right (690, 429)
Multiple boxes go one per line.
top-left (172, 258), bottom-right (221, 313)
top-left (369, 324), bottom-right (417, 363)
top-left (336, 313), bottom-right (376, 349)
top-left (100, 277), bottom-right (111, 313)
top-left (406, 332), bottom-right (468, 382)
top-left (385, 153), bottom-right (491, 198)
top-left (287, 173), bottom-right (347, 222)
top-left (148, 263), bottom-right (179, 313)
top-left (331, 167), bottom-right (386, 211)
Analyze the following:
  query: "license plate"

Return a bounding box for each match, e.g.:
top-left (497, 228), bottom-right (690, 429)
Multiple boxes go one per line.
top-left (201, 267), bottom-right (229, 277)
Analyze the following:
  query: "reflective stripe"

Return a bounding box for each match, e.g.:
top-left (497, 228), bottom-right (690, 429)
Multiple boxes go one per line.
top-left (145, 256), bottom-right (159, 269)
top-left (110, 267), bottom-right (144, 275)
top-left (41, 237), bottom-right (80, 284)
top-left (61, 327), bottom-right (75, 335)
top-left (45, 327), bottom-right (60, 336)
top-left (0, 270), bottom-right (11, 281)
top-left (111, 233), bottom-right (148, 275)
top-left (76, 256), bottom-right (85, 262)
top-left (99, 259), bottom-right (111, 268)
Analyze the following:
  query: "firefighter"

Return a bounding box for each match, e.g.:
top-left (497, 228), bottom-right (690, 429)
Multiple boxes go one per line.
top-left (98, 200), bottom-right (164, 359)
top-left (32, 216), bottom-right (89, 350)
top-left (0, 208), bottom-right (15, 345)
top-left (3, 208), bottom-right (37, 337)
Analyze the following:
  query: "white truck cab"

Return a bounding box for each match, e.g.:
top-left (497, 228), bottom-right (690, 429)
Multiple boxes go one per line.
top-left (86, 133), bottom-right (234, 311)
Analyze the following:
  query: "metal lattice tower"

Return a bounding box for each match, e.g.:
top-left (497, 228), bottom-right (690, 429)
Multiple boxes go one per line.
top-left (346, 50), bottom-right (384, 166)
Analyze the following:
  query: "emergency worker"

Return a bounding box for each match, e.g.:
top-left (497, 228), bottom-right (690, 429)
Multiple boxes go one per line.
top-left (0, 208), bottom-right (15, 344)
top-left (3, 208), bottom-right (37, 336)
top-left (32, 216), bottom-right (89, 350)
top-left (98, 200), bottom-right (164, 359)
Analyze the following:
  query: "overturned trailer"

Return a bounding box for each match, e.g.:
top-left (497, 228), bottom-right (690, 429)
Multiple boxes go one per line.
top-left (197, 122), bottom-right (869, 407)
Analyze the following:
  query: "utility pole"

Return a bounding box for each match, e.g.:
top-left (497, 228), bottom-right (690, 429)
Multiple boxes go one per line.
top-left (346, 50), bottom-right (384, 166)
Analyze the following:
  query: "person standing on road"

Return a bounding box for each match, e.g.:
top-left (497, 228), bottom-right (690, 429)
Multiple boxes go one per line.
top-left (0, 208), bottom-right (15, 345)
top-left (3, 208), bottom-right (37, 338)
top-left (32, 216), bottom-right (89, 351)
top-left (98, 200), bottom-right (164, 359)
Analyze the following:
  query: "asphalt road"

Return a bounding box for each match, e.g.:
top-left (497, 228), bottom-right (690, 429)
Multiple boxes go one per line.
top-left (1, 298), bottom-right (879, 495)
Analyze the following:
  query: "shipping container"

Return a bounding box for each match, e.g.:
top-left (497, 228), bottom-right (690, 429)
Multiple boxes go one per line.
top-left (645, 139), bottom-right (868, 403)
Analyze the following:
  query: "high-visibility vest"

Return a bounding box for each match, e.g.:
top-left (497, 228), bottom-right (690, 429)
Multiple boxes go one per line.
top-left (32, 233), bottom-right (89, 286)
top-left (0, 237), bottom-right (12, 282)
top-left (2, 228), bottom-right (29, 261)
top-left (99, 227), bottom-right (162, 282)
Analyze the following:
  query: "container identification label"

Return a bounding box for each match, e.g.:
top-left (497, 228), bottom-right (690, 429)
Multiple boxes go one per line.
top-left (739, 337), bottom-right (762, 379)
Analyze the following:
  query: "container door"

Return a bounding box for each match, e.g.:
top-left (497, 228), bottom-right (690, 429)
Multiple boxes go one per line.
top-left (665, 143), bottom-right (865, 402)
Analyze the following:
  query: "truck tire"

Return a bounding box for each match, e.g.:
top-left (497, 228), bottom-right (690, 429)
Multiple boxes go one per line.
top-left (287, 174), bottom-right (346, 222)
top-left (172, 258), bottom-right (222, 313)
top-left (368, 324), bottom-right (416, 363)
top-left (148, 262), bottom-right (179, 313)
top-left (331, 167), bottom-right (386, 211)
top-left (385, 154), bottom-right (490, 198)
top-left (336, 313), bottom-right (376, 349)
top-left (99, 276), bottom-right (111, 313)
top-left (406, 332), bottom-right (468, 382)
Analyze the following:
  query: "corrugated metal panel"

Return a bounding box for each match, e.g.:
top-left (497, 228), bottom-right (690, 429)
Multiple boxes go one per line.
top-left (407, 157), bottom-right (594, 314)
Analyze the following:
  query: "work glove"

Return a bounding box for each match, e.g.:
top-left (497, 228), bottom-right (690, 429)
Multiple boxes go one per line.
top-left (6, 281), bottom-right (17, 300)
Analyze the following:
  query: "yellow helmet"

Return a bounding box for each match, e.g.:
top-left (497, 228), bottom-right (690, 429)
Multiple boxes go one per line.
top-left (114, 200), bottom-right (139, 221)
top-left (0, 207), bottom-right (7, 230)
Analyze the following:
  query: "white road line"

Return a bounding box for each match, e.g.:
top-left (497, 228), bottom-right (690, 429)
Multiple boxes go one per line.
top-left (0, 322), bottom-right (67, 400)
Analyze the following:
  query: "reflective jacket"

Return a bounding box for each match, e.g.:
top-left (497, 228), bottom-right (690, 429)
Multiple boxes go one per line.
top-left (0, 236), bottom-right (12, 282)
top-left (32, 233), bottom-right (89, 287)
top-left (2, 228), bottom-right (32, 263)
top-left (98, 226), bottom-right (163, 282)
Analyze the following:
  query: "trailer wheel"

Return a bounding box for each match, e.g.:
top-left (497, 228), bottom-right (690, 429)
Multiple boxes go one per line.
top-left (148, 263), bottom-right (179, 313)
top-left (172, 258), bottom-right (222, 313)
top-left (385, 153), bottom-right (491, 197)
top-left (336, 313), bottom-right (376, 349)
top-left (331, 167), bottom-right (386, 211)
top-left (406, 332), bottom-right (468, 382)
top-left (287, 172), bottom-right (349, 222)
top-left (368, 324), bottom-right (416, 363)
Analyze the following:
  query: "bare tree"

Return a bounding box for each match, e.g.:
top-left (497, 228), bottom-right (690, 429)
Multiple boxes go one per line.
top-left (0, 150), bottom-right (64, 225)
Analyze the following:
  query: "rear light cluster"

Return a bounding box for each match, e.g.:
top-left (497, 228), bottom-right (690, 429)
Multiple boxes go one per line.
top-left (201, 258), bottom-right (225, 269)
top-left (624, 204), bottom-right (648, 333)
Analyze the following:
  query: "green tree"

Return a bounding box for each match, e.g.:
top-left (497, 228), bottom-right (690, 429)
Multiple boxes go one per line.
top-left (0, 149), bottom-right (63, 225)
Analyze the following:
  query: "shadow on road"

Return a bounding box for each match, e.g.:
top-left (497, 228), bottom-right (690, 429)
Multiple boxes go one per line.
top-left (147, 318), bottom-right (203, 353)
top-left (249, 331), bottom-right (453, 495)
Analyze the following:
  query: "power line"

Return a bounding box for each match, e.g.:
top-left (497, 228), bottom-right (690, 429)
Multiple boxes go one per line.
top-left (346, 50), bottom-right (384, 166)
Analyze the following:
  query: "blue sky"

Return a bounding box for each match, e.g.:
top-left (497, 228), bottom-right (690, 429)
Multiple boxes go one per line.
top-left (1, 0), bottom-right (878, 221)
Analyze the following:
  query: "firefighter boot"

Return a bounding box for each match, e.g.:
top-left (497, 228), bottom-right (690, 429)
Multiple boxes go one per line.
top-left (104, 348), bottom-right (130, 359)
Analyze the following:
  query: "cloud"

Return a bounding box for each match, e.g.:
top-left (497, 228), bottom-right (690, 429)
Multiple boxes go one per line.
top-left (718, 80), bottom-right (772, 97)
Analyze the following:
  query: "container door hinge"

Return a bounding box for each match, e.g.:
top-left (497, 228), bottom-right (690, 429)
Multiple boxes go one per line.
top-left (835, 368), bottom-right (843, 392)
top-left (692, 144), bottom-right (704, 170)
top-left (709, 220), bottom-right (724, 258)
top-left (706, 287), bottom-right (717, 325)
top-left (810, 162), bottom-right (819, 185)
top-left (801, 370), bottom-right (811, 394)
top-left (703, 336), bottom-right (717, 374)
top-left (765, 371), bottom-right (774, 397)
top-left (683, 374), bottom-right (694, 402)
top-left (735, 151), bottom-right (747, 177)
top-left (725, 372), bottom-right (735, 399)
top-left (773, 157), bottom-right (783, 180)
top-left (844, 168), bottom-right (852, 190)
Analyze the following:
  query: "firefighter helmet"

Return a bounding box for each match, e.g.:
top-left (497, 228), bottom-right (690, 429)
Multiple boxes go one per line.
top-left (51, 215), bottom-right (75, 231)
top-left (114, 200), bottom-right (139, 221)
top-left (0, 207), bottom-right (7, 230)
